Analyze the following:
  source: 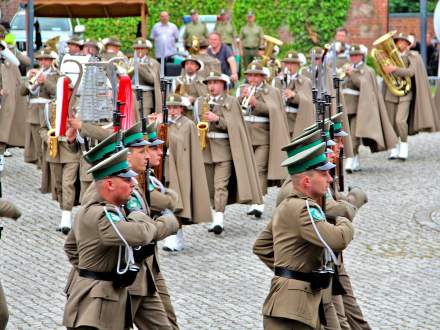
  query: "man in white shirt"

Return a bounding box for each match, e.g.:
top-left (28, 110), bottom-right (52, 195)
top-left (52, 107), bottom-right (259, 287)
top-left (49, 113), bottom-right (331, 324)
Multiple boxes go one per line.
top-left (150, 11), bottom-right (179, 62)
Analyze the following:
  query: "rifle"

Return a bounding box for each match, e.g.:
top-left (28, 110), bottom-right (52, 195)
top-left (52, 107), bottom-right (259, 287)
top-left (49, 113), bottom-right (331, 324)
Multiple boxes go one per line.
top-left (154, 78), bottom-right (170, 184)
top-left (133, 50), bottom-right (151, 205)
top-left (331, 43), bottom-right (345, 193)
top-left (109, 59), bottom-right (125, 152)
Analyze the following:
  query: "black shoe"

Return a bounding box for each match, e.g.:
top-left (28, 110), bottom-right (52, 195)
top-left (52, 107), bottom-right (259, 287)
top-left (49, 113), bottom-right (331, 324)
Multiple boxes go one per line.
top-left (162, 246), bottom-right (175, 252)
top-left (212, 225), bottom-right (223, 235)
top-left (58, 227), bottom-right (70, 235)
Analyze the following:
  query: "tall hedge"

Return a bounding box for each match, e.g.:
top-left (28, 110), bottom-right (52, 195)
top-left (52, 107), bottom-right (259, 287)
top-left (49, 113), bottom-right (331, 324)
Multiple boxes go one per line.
top-left (81, 0), bottom-right (351, 54)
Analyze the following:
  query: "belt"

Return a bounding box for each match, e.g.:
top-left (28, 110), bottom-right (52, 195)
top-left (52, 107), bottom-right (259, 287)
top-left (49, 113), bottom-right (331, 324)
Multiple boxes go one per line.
top-left (274, 267), bottom-right (312, 283)
top-left (285, 106), bottom-right (298, 113)
top-left (29, 97), bottom-right (51, 104)
top-left (207, 132), bottom-right (229, 139)
top-left (79, 269), bottom-right (114, 281)
top-left (342, 88), bottom-right (360, 96)
top-left (243, 115), bottom-right (269, 123)
top-left (133, 85), bottom-right (154, 92)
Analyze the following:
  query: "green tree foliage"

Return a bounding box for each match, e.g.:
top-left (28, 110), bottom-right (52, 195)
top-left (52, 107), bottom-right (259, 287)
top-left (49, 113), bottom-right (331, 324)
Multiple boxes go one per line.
top-left (389, 0), bottom-right (436, 13)
top-left (80, 0), bottom-right (351, 54)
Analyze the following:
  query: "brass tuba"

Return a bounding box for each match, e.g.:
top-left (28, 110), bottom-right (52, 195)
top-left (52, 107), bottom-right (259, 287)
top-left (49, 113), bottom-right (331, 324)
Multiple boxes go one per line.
top-left (189, 36), bottom-right (200, 55)
top-left (371, 30), bottom-right (411, 97)
top-left (261, 35), bottom-right (283, 67)
top-left (197, 98), bottom-right (209, 150)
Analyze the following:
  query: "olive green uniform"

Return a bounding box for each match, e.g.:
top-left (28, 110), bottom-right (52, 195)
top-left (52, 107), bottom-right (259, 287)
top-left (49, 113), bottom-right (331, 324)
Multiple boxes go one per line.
top-left (239, 23), bottom-right (264, 68)
top-left (183, 21), bottom-right (208, 48)
top-left (214, 21), bottom-right (237, 47)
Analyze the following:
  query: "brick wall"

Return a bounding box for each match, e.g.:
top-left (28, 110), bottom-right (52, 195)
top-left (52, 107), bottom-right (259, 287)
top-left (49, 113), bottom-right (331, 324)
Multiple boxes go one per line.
top-left (345, 0), bottom-right (435, 48)
top-left (1, 0), bottom-right (21, 23)
top-left (389, 14), bottom-right (435, 43)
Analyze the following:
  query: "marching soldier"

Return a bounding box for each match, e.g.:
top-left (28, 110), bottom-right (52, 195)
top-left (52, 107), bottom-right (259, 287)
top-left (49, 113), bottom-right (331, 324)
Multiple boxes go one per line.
top-left (196, 39), bottom-right (222, 78)
top-left (254, 141), bottom-right (354, 330)
top-left (66, 36), bottom-right (83, 56)
top-left (0, 26), bottom-right (25, 168)
top-left (101, 36), bottom-right (125, 61)
top-left (82, 38), bottom-right (100, 58)
top-left (239, 11), bottom-right (264, 70)
top-left (382, 32), bottom-right (440, 160)
top-left (34, 48), bottom-right (80, 234)
top-left (133, 37), bottom-right (162, 115)
top-left (162, 94), bottom-right (211, 251)
top-left (183, 10), bottom-right (208, 50)
top-left (342, 44), bottom-right (397, 172)
top-left (144, 122), bottom-right (181, 328)
top-left (238, 61), bottom-right (289, 217)
top-left (273, 51), bottom-right (315, 138)
top-left (63, 148), bottom-right (167, 329)
top-left (0, 199), bottom-right (21, 330)
top-left (122, 123), bottom-right (180, 329)
top-left (194, 71), bottom-right (262, 234)
top-left (174, 55), bottom-right (207, 108)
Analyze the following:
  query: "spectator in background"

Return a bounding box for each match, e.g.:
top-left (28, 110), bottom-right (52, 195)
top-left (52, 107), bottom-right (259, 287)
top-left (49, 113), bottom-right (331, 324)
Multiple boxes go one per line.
top-left (183, 9), bottom-right (208, 50)
top-left (150, 11), bottom-right (179, 62)
top-left (214, 9), bottom-right (237, 52)
top-left (426, 32), bottom-right (438, 76)
top-left (334, 27), bottom-right (350, 57)
top-left (239, 11), bottom-right (264, 70)
top-left (207, 32), bottom-right (238, 83)
top-left (409, 32), bottom-right (420, 52)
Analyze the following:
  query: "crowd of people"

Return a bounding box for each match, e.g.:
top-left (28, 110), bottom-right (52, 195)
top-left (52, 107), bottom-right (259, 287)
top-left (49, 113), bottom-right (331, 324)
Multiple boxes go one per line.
top-left (1, 8), bottom-right (440, 330)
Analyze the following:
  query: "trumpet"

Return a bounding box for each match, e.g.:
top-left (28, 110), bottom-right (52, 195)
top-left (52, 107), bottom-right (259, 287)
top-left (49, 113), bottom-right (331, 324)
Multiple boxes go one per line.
top-left (26, 69), bottom-right (44, 90)
top-left (47, 128), bottom-right (58, 158)
top-left (197, 98), bottom-right (209, 150)
top-left (240, 84), bottom-right (256, 114)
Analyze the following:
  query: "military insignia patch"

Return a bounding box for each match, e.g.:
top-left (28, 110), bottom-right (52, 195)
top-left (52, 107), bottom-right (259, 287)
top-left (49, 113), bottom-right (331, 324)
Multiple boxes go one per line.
top-left (309, 207), bottom-right (325, 222)
top-left (126, 196), bottom-right (141, 211)
top-left (106, 211), bottom-right (121, 223)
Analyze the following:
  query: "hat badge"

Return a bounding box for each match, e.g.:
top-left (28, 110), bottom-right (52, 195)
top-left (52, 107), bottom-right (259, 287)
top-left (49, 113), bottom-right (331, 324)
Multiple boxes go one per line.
top-left (138, 40), bottom-right (142, 44)
top-left (210, 71), bottom-right (214, 77)
top-left (288, 53), bottom-right (292, 58)
top-left (170, 96), bottom-right (174, 102)
top-left (252, 64), bottom-right (256, 70)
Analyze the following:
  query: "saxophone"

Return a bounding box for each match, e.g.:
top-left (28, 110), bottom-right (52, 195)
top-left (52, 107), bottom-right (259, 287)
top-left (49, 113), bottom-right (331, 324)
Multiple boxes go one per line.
top-left (197, 98), bottom-right (209, 150)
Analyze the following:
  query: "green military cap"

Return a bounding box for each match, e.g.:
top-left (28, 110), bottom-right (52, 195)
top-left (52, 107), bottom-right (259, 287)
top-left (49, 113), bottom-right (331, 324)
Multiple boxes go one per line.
top-left (167, 94), bottom-right (185, 107)
top-left (303, 120), bottom-right (336, 146)
top-left (123, 122), bottom-right (150, 148)
top-left (34, 48), bottom-right (57, 60)
top-left (203, 70), bottom-right (230, 84)
top-left (146, 122), bottom-right (164, 146)
top-left (181, 54), bottom-right (202, 70)
top-left (282, 129), bottom-right (322, 157)
top-left (67, 36), bottom-right (82, 46)
top-left (281, 142), bottom-right (335, 175)
top-left (83, 132), bottom-right (119, 165)
top-left (393, 32), bottom-right (412, 45)
top-left (245, 61), bottom-right (266, 75)
top-left (133, 37), bottom-right (153, 49)
top-left (331, 112), bottom-right (348, 137)
top-left (87, 148), bottom-right (137, 181)
top-left (282, 51), bottom-right (302, 64)
top-left (103, 37), bottom-right (122, 47)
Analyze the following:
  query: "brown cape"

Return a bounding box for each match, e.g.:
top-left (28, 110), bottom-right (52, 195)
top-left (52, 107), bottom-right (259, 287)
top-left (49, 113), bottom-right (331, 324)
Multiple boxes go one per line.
top-left (292, 76), bottom-right (316, 137)
top-left (0, 61), bottom-right (26, 146)
top-left (223, 95), bottom-right (263, 204)
top-left (408, 51), bottom-right (440, 134)
top-left (139, 57), bottom-right (163, 114)
top-left (260, 85), bottom-right (290, 181)
top-left (355, 64), bottom-right (398, 151)
top-left (167, 115), bottom-right (212, 223)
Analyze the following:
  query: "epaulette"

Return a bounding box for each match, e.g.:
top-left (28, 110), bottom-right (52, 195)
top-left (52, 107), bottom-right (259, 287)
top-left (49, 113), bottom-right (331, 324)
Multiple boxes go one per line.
top-left (307, 204), bottom-right (326, 222)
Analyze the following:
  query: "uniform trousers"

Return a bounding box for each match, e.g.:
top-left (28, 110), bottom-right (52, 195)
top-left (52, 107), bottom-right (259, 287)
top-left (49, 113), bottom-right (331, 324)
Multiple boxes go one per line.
top-left (24, 123), bottom-right (42, 164)
top-left (49, 162), bottom-right (78, 210)
top-left (263, 316), bottom-right (314, 330)
top-left (155, 270), bottom-right (179, 330)
top-left (286, 112), bottom-right (297, 139)
top-left (385, 100), bottom-right (411, 142)
top-left (243, 48), bottom-right (258, 71)
top-left (140, 90), bottom-right (155, 117)
top-left (253, 144), bottom-right (270, 195)
top-left (131, 292), bottom-right (172, 330)
top-left (348, 114), bottom-right (360, 155)
top-left (0, 281), bottom-right (8, 330)
top-left (204, 161), bottom-right (232, 212)
top-left (332, 271), bottom-right (371, 330)
top-left (322, 281), bottom-right (341, 330)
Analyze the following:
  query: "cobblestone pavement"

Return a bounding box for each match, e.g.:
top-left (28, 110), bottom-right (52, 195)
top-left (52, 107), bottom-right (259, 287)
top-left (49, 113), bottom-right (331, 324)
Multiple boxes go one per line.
top-left (1, 132), bottom-right (440, 329)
